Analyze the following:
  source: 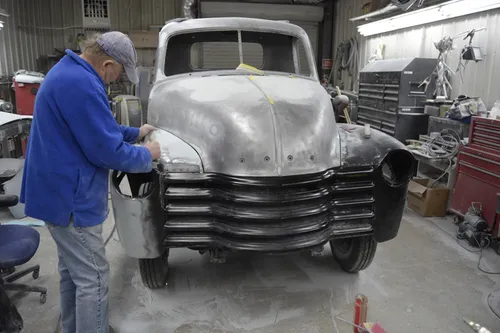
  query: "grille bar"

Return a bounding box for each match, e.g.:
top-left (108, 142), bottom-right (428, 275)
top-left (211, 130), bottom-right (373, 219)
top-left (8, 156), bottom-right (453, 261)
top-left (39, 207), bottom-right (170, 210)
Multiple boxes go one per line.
top-left (166, 197), bottom-right (374, 220)
top-left (165, 180), bottom-right (374, 204)
top-left (165, 212), bottom-right (373, 236)
top-left (162, 167), bottom-right (374, 186)
top-left (164, 225), bottom-right (373, 252)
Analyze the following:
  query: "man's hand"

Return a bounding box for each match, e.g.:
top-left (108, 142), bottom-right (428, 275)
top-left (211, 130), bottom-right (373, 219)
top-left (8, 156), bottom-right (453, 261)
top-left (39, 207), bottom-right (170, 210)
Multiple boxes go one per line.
top-left (145, 141), bottom-right (161, 160)
top-left (138, 124), bottom-right (156, 141)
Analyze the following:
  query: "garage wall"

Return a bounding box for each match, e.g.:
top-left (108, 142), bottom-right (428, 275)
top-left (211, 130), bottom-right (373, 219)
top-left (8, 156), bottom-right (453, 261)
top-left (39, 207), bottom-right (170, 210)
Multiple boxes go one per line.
top-left (108, 0), bottom-right (183, 67)
top-left (332, 0), bottom-right (500, 109)
top-left (0, 0), bottom-right (183, 76)
top-left (0, 0), bottom-right (82, 76)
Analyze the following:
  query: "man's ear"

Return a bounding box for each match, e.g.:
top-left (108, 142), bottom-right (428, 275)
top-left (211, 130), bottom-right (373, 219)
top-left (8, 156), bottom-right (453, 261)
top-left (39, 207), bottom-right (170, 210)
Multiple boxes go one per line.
top-left (101, 59), bottom-right (114, 70)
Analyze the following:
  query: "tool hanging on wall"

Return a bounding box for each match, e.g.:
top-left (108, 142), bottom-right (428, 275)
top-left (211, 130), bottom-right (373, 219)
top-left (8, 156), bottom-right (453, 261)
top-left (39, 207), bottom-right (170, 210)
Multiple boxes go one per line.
top-left (420, 27), bottom-right (487, 97)
top-left (419, 36), bottom-right (455, 99)
top-left (456, 27), bottom-right (486, 82)
top-left (368, 42), bottom-right (385, 63)
top-left (332, 37), bottom-right (359, 91)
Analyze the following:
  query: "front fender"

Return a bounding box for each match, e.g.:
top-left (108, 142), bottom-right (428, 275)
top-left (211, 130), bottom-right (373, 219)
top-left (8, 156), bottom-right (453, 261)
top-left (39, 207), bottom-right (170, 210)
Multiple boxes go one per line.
top-left (110, 170), bottom-right (166, 259)
top-left (338, 124), bottom-right (417, 242)
top-left (338, 124), bottom-right (408, 167)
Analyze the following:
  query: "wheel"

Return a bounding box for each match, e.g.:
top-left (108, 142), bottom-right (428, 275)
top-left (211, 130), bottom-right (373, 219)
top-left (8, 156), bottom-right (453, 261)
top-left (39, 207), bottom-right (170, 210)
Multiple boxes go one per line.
top-left (139, 250), bottom-right (169, 289)
top-left (330, 235), bottom-right (377, 273)
top-left (33, 268), bottom-right (40, 280)
top-left (40, 292), bottom-right (47, 304)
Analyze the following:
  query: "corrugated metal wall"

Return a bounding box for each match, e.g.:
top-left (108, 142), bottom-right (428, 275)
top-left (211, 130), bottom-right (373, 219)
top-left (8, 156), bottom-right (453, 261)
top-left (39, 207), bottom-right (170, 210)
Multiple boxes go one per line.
top-left (0, 0), bottom-right (183, 76)
top-left (0, 0), bottom-right (83, 76)
top-left (332, 0), bottom-right (500, 109)
top-left (109, 0), bottom-right (183, 67)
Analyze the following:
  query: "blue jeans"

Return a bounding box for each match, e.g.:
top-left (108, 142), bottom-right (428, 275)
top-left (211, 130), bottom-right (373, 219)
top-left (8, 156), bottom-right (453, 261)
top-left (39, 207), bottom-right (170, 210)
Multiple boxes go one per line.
top-left (47, 219), bottom-right (110, 333)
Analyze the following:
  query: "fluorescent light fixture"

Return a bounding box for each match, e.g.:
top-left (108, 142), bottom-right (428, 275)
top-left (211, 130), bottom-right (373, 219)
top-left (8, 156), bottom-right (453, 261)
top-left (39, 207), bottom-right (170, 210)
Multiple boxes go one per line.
top-left (357, 0), bottom-right (500, 37)
top-left (350, 4), bottom-right (399, 22)
top-left (0, 21), bottom-right (3, 29)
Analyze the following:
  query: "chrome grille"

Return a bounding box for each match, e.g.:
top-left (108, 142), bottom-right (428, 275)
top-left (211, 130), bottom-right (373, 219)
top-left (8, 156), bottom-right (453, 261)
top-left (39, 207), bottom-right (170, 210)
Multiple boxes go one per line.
top-left (160, 167), bottom-right (375, 244)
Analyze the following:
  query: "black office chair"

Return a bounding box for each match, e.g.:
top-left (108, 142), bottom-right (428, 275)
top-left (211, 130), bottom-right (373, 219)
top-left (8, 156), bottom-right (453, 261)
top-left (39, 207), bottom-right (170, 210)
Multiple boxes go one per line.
top-left (0, 194), bottom-right (47, 304)
top-left (0, 281), bottom-right (23, 333)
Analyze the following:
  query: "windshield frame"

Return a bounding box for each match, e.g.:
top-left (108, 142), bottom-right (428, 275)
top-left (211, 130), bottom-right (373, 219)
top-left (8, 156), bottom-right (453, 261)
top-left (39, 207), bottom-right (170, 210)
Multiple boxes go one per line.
top-left (155, 19), bottom-right (319, 83)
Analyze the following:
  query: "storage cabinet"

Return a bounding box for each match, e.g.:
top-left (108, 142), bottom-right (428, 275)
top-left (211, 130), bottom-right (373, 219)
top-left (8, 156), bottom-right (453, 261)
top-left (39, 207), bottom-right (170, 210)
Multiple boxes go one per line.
top-left (356, 57), bottom-right (437, 143)
top-left (450, 117), bottom-right (500, 237)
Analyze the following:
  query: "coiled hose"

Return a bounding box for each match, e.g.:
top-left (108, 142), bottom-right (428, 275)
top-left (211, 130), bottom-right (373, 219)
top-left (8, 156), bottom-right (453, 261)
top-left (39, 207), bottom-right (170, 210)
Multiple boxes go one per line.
top-left (425, 128), bottom-right (462, 188)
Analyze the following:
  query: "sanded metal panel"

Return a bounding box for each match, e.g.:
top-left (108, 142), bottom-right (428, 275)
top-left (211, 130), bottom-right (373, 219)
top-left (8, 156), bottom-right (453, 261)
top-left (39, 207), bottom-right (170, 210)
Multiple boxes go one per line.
top-left (148, 74), bottom-right (339, 176)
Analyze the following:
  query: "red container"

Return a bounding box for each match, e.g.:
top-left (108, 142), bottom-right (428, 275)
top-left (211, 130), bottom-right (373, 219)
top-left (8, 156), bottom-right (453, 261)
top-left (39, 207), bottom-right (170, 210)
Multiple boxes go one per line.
top-left (353, 294), bottom-right (368, 333)
top-left (13, 74), bottom-right (44, 116)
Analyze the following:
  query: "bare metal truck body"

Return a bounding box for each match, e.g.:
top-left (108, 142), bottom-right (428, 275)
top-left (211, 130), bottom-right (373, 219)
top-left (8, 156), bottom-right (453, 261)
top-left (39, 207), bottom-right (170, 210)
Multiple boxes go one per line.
top-left (110, 17), bottom-right (416, 289)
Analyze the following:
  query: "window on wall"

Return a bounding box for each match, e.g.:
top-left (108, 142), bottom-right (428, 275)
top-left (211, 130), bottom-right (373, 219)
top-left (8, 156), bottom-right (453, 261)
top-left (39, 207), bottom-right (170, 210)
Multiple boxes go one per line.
top-left (83, 0), bottom-right (109, 19)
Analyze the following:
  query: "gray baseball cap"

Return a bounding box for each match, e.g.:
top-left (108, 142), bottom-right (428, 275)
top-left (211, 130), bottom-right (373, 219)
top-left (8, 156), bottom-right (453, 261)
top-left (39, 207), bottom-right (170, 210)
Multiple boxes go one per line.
top-left (96, 31), bottom-right (139, 84)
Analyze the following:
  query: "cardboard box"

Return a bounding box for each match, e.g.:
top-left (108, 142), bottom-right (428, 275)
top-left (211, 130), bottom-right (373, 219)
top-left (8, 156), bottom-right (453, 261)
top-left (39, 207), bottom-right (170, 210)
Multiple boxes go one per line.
top-left (407, 178), bottom-right (450, 217)
top-left (128, 30), bottom-right (159, 49)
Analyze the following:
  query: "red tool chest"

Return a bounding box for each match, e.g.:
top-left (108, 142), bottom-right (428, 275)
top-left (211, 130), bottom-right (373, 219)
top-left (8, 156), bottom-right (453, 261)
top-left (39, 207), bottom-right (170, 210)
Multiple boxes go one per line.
top-left (450, 117), bottom-right (500, 237)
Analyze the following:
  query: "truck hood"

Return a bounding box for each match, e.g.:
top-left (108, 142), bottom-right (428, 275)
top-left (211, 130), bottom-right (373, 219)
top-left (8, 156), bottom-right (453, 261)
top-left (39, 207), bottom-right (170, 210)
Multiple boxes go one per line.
top-left (148, 74), bottom-right (340, 176)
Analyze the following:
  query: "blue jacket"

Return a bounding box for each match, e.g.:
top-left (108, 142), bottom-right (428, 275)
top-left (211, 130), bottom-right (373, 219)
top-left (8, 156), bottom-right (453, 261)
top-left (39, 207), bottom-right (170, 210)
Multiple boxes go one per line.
top-left (20, 50), bottom-right (153, 227)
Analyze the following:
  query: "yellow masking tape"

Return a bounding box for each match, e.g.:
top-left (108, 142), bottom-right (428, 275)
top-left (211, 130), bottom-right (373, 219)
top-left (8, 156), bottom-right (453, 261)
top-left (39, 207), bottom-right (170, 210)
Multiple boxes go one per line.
top-left (247, 72), bottom-right (274, 105)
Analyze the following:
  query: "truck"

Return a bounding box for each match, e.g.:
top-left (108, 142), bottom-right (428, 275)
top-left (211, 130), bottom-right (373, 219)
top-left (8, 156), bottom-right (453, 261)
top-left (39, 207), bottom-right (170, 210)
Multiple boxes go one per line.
top-left (110, 17), bottom-right (416, 289)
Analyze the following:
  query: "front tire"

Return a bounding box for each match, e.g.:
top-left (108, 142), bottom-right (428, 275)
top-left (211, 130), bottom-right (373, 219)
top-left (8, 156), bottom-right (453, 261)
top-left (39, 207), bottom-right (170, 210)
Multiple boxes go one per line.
top-left (330, 235), bottom-right (377, 272)
top-left (139, 250), bottom-right (169, 289)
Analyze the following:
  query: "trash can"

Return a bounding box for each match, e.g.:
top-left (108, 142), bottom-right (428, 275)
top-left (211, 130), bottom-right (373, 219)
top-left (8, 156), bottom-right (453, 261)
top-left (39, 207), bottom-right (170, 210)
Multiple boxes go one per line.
top-left (13, 73), bottom-right (45, 116)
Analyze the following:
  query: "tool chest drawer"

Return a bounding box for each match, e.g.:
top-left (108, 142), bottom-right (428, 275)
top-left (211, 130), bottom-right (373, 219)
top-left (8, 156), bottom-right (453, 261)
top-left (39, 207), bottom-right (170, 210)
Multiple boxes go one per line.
top-left (469, 117), bottom-right (500, 154)
top-left (457, 147), bottom-right (500, 187)
top-left (359, 71), bottom-right (400, 85)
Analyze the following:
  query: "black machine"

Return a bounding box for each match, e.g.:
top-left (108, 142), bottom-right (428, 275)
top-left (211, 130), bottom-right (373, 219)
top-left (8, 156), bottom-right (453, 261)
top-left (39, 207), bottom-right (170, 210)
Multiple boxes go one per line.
top-left (456, 203), bottom-right (493, 249)
top-left (356, 57), bottom-right (437, 144)
top-left (111, 95), bottom-right (144, 128)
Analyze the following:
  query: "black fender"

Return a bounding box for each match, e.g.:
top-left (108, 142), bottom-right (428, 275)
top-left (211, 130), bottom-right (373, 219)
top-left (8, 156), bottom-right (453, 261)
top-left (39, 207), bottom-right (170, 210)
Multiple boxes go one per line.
top-left (338, 124), bottom-right (417, 242)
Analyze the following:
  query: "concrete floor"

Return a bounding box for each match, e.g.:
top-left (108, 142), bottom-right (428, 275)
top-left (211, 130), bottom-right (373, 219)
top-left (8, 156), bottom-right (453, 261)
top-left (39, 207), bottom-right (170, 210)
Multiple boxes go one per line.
top-left (5, 207), bottom-right (500, 333)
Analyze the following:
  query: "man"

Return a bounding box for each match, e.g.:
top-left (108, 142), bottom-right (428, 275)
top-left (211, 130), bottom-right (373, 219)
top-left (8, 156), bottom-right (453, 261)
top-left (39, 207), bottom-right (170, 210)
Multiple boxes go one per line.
top-left (20, 32), bottom-right (160, 333)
